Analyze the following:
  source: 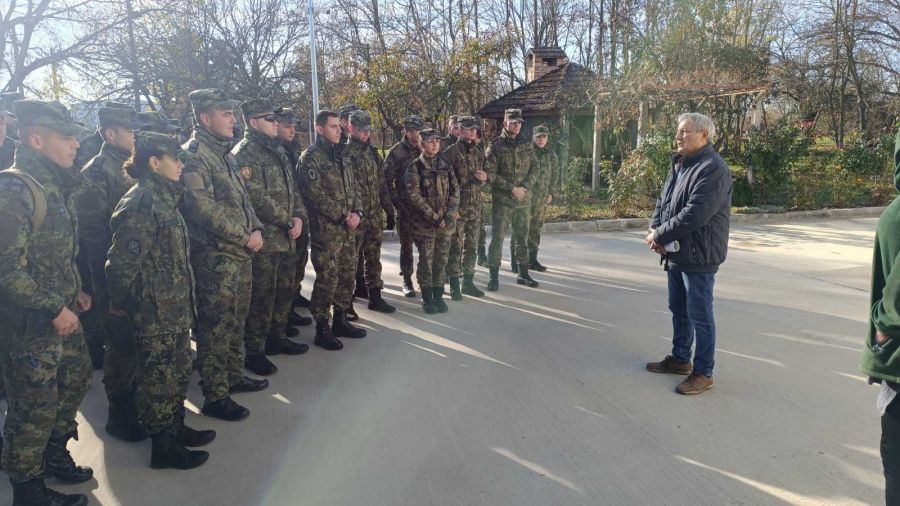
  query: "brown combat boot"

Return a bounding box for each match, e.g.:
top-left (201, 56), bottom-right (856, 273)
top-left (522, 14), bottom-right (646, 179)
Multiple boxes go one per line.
top-left (645, 355), bottom-right (693, 375)
top-left (675, 372), bottom-right (714, 395)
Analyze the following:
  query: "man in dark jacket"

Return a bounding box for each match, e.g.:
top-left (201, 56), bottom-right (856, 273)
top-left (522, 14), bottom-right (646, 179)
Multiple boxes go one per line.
top-left (645, 112), bottom-right (732, 396)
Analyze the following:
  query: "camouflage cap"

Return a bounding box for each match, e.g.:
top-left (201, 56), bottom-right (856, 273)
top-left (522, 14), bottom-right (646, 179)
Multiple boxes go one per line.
top-left (274, 107), bottom-right (300, 124)
top-left (240, 98), bottom-right (274, 120)
top-left (14, 100), bottom-right (88, 137)
top-left (419, 128), bottom-right (441, 142)
top-left (135, 130), bottom-right (186, 160)
top-left (458, 116), bottom-right (478, 129)
top-left (504, 109), bottom-right (524, 123)
top-left (402, 114), bottom-right (426, 131)
top-left (1, 92), bottom-right (24, 113)
top-left (348, 110), bottom-right (372, 131)
top-left (533, 124), bottom-right (549, 136)
top-left (338, 103), bottom-right (360, 120)
top-left (188, 88), bottom-right (240, 113)
top-left (138, 111), bottom-right (180, 133)
top-left (98, 107), bottom-right (145, 129)
top-left (448, 115), bottom-right (461, 125)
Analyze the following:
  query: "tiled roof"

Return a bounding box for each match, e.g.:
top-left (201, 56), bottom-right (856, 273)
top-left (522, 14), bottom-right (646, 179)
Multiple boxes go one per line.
top-left (478, 62), bottom-right (595, 118)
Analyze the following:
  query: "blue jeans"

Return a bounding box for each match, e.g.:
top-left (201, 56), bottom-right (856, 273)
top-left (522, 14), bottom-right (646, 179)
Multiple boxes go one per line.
top-left (667, 271), bottom-right (717, 376)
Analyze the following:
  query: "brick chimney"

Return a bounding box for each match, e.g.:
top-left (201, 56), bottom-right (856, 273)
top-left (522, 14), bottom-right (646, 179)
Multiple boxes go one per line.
top-left (525, 47), bottom-right (569, 83)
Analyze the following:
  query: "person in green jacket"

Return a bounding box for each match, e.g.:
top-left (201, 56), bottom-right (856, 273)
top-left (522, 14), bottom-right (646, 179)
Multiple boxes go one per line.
top-left (861, 125), bottom-right (900, 506)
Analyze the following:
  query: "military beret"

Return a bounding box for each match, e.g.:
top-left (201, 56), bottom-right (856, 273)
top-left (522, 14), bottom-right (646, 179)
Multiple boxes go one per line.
top-left (349, 110), bottom-right (372, 131)
top-left (98, 107), bottom-right (145, 129)
top-left (402, 115), bottom-right (426, 131)
top-left (419, 128), bottom-right (441, 142)
top-left (448, 115), bottom-right (461, 124)
top-left (14, 100), bottom-right (88, 137)
top-left (274, 107), bottom-right (300, 124)
top-left (533, 124), bottom-right (549, 136)
top-left (240, 98), bottom-right (274, 120)
top-left (138, 111), bottom-right (180, 133)
top-left (458, 116), bottom-right (478, 129)
top-left (338, 104), bottom-right (360, 120)
top-left (504, 109), bottom-right (524, 123)
top-left (189, 89), bottom-right (240, 112)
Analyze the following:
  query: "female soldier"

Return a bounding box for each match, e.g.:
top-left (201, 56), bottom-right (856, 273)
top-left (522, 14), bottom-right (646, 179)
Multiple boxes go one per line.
top-left (106, 132), bottom-right (213, 470)
top-left (404, 129), bottom-right (460, 314)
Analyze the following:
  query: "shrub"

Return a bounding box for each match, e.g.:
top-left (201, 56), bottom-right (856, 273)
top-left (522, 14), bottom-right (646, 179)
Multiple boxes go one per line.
top-left (563, 157), bottom-right (592, 217)
top-left (744, 120), bottom-right (810, 204)
top-left (602, 126), bottom-right (673, 215)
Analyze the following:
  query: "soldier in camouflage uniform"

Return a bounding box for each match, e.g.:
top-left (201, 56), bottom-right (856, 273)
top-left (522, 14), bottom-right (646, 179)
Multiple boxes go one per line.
top-left (405, 129), bottom-right (460, 314)
top-left (443, 116), bottom-right (487, 300)
top-left (440, 115), bottom-right (461, 152)
top-left (273, 107), bottom-right (314, 333)
top-left (485, 109), bottom-right (540, 291)
top-left (138, 111), bottom-right (181, 137)
top-left (106, 132), bottom-right (214, 471)
top-left (297, 110), bottom-right (367, 350)
top-left (0, 93), bottom-right (21, 171)
top-left (337, 104), bottom-right (359, 149)
top-left (75, 107), bottom-right (148, 441)
top-left (382, 115), bottom-right (426, 297)
top-left (180, 89), bottom-right (268, 422)
top-left (510, 125), bottom-right (559, 273)
top-left (344, 110), bottom-right (396, 313)
top-left (0, 100), bottom-right (92, 506)
top-left (233, 99), bottom-right (308, 378)
top-left (73, 101), bottom-right (131, 170)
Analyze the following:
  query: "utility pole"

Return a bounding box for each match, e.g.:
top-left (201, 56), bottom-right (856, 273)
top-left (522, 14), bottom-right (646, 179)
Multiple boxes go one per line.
top-left (125, 0), bottom-right (141, 111)
top-left (308, 0), bottom-right (320, 140)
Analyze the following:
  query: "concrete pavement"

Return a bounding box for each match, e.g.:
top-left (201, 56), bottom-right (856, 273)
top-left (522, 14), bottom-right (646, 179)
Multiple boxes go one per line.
top-left (3, 217), bottom-right (884, 505)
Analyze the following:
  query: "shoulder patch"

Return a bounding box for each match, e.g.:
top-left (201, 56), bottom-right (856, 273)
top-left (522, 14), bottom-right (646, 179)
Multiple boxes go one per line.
top-left (307, 168), bottom-right (318, 180)
top-left (183, 172), bottom-right (205, 191)
top-left (186, 139), bottom-right (200, 154)
top-left (127, 239), bottom-right (141, 256)
top-left (0, 174), bottom-right (26, 195)
top-left (240, 166), bottom-right (252, 181)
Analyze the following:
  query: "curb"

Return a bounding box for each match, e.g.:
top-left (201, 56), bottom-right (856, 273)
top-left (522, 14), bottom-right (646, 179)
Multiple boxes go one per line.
top-left (380, 206), bottom-right (886, 241)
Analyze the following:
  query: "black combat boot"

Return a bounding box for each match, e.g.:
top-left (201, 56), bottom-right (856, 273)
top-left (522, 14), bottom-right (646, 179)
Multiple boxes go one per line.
top-left (201, 397), bottom-right (250, 421)
top-left (229, 376), bottom-right (269, 394)
top-left (402, 274), bottom-right (417, 297)
top-left (150, 428), bottom-right (209, 470)
top-left (288, 312), bottom-right (313, 326)
top-left (265, 336), bottom-right (309, 356)
top-left (174, 406), bottom-right (216, 447)
top-left (12, 477), bottom-right (87, 506)
top-left (105, 390), bottom-right (146, 442)
top-left (433, 287), bottom-right (449, 313)
top-left (293, 291), bottom-right (311, 308)
top-left (286, 325), bottom-right (300, 337)
top-left (367, 288), bottom-right (396, 313)
top-left (462, 274), bottom-right (485, 297)
top-left (314, 318), bottom-right (344, 350)
top-left (354, 277), bottom-right (368, 300)
top-left (529, 252), bottom-right (547, 272)
top-left (346, 302), bottom-right (360, 321)
top-left (244, 353), bottom-right (278, 376)
top-left (421, 287), bottom-right (437, 314)
top-left (332, 310), bottom-right (367, 338)
top-left (487, 267), bottom-right (500, 291)
top-left (449, 277), bottom-right (463, 301)
top-left (43, 431), bottom-right (93, 483)
top-left (516, 265), bottom-right (540, 288)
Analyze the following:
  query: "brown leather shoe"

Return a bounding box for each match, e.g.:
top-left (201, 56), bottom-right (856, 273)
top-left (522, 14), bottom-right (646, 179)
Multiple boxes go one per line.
top-left (675, 372), bottom-right (714, 395)
top-left (646, 355), bottom-right (692, 375)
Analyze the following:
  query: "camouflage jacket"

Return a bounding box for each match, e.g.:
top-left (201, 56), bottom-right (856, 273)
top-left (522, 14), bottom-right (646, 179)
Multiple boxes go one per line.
top-left (344, 137), bottom-right (391, 230)
top-left (485, 129), bottom-right (538, 209)
top-left (0, 137), bottom-right (15, 171)
top-left (106, 171), bottom-right (195, 334)
top-left (440, 134), bottom-right (458, 152)
top-left (74, 130), bottom-right (103, 171)
top-left (76, 142), bottom-right (133, 295)
top-left (0, 144), bottom-right (82, 325)
top-left (232, 129), bottom-right (305, 253)
top-left (180, 127), bottom-right (263, 260)
top-left (530, 145), bottom-right (560, 203)
top-left (297, 136), bottom-right (360, 238)
top-left (382, 137), bottom-right (420, 211)
top-left (404, 154), bottom-right (459, 237)
top-left (443, 139), bottom-right (485, 219)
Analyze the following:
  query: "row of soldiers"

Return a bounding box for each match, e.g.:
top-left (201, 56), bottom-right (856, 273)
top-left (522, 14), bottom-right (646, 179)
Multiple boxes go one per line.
top-left (0, 88), bottom-right (558, 506)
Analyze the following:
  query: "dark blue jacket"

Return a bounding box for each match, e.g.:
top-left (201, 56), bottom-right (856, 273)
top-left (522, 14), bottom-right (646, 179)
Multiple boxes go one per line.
top-left (651, 143), bottom-right (732, 273)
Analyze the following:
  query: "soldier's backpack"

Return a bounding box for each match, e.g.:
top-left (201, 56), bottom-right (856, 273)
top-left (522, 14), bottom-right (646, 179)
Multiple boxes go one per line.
top-left (0, 168), bottom-right (47, 232)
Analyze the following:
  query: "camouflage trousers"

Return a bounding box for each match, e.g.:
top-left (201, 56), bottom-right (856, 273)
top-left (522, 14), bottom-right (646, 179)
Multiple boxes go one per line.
top-left (134, 331), bottom-right (191, 435)
top-left (81, 302), bottom-right (106, 363)
top-left (447, 212), bottom-right (482, 278)
top-left (397, 212), bottom-right (415, 277)
top-left (511, 195), bottom-right (549, 261)
top-left (193, 253), bottom-right (252, 402)
top-left (413, 226), bottom-right (454, 289)
top-left (294, 226), bottom-right (310, 294)
top-left (86, 284), bottom-right (138, 399)
top-left (489, 204), bottom-right (530, 269)
top-left (309, 228), bottom-right (358, 320)
top-left (355, 221), bottom-right (384, 290)
top-left (246, 251), bottom-right (297, 355)
top-left (0, 322), bottom-right (91, 483)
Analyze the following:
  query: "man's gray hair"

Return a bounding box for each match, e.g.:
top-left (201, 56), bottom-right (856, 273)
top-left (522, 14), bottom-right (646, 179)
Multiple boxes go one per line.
top-left (677, 112), bottom-right (716, 142)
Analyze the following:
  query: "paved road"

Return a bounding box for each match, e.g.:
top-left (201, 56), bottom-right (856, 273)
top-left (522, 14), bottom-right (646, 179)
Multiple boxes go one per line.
top-left (3, 218), bottom-right (885, 505)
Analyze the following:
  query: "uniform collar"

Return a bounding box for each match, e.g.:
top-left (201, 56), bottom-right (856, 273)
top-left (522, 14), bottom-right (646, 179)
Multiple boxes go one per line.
top-left (141, 170), bottom-right (185, 207)
top-left (193, 126), bottom-right (234, 156)
top-left (99, 142), bottom-right (132, 165)
top-left (14, 143), bottom-right (81, 190)
top-left (246, 128), bottom-right (282, 151)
